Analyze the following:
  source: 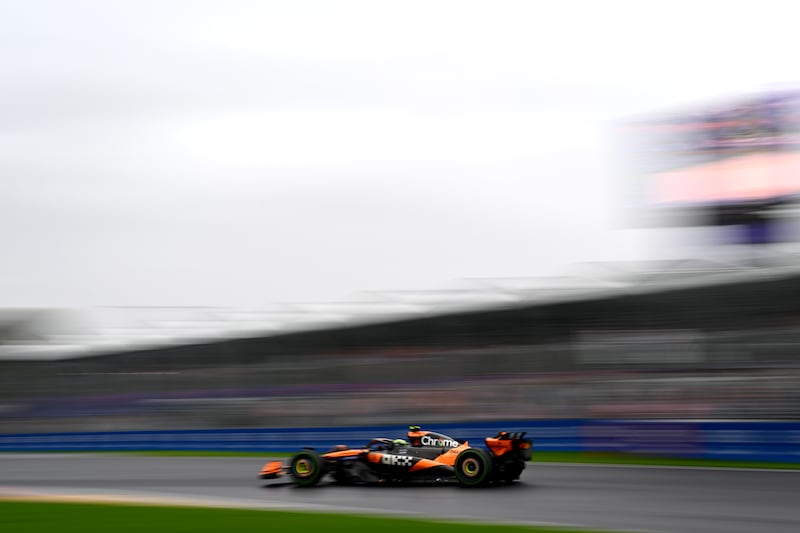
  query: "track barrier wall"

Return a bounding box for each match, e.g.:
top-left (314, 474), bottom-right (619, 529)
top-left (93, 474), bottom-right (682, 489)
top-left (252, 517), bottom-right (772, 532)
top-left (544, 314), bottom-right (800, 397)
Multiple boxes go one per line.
top-left (1, 420), bottom-right (798, 463)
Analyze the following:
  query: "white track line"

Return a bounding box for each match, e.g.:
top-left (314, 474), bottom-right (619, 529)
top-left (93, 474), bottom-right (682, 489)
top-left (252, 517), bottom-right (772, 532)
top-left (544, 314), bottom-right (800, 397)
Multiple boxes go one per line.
top-left (0, 486), bottom-right (617, 531)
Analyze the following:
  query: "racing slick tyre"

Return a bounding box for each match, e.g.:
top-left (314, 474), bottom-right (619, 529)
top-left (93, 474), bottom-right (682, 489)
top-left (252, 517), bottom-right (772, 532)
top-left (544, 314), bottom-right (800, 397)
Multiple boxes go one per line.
top-left (454, 448), bottom-right (493, 487)
top-left (289, 450), bottom-right (324, 487)
top-left (499, 461), bottom-right (525, 484)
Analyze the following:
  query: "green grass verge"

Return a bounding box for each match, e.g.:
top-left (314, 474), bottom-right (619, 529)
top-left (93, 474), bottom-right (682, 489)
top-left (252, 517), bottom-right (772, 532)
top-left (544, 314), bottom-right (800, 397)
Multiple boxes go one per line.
top-left (0, 501), bottom-right (622, 533)
top-left (124, 450), bottom-right (294, 458)
top-left (530, 451), bottom-right (800, 470)
top-left (0, 450), bottom-right (294, 458)
top-left (3, 449), bottom-right (798, 470)
top-left (124, 450), bottom-right (800, 469)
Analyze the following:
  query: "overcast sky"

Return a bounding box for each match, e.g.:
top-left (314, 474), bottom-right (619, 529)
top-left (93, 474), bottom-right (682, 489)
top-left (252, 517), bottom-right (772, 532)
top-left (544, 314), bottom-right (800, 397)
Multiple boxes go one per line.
top-left (2, 0), bottom-right (799, 309)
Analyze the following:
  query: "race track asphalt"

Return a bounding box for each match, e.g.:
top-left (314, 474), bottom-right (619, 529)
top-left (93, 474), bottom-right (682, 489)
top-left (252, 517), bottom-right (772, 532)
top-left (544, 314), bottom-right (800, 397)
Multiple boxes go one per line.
top-left (1, 454), bottom-right (799, 533)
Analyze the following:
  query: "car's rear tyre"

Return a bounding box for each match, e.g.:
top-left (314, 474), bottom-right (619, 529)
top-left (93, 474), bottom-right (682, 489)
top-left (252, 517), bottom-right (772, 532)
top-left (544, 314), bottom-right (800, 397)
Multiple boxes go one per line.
top-left (289, 450), bottom-right (324, 487)
top-left (502, 461), bottom-right (524, 483)
top-left (454, 448), bottom-right (492, 487)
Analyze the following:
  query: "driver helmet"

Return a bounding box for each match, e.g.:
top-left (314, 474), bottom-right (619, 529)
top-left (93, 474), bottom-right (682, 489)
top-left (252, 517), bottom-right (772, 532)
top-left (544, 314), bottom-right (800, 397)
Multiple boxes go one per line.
top-left (407, 425), bottom-right (423, 446)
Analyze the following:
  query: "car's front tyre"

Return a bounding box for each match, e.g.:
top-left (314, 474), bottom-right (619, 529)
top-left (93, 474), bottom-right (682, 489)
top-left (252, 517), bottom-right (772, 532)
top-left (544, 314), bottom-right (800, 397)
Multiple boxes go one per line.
top-left (289, 450), bottom-right (324, 487)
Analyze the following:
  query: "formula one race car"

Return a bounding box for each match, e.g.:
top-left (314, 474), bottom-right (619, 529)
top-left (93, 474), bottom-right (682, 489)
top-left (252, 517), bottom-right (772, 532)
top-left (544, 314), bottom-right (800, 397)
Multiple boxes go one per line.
top-left (259, 426), bottom-right (532, 487)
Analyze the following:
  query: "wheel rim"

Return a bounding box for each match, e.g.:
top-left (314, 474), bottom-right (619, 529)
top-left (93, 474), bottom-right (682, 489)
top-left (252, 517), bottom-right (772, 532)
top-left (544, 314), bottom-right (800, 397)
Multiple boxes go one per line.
top-left (462, 457), bottom-right (480, 477)
top-left (295, 458), bottom-right (312, 477)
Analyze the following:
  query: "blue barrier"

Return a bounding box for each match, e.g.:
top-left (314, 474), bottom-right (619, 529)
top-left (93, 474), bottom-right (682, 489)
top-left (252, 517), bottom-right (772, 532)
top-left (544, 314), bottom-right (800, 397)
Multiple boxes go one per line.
top-left (581, 420), bottom-right (800, 462)
top-left (1, 420), bottom-right (798, 463)
top-left (0, 421), bottom-right (578, 453)
top-left (697, 421), bottom-right (800, 462)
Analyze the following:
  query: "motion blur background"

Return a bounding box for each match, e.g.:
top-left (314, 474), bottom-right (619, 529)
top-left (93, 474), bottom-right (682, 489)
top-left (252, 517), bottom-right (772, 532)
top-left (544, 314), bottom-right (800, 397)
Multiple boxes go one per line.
top-left (3, 261), bottom-right (800, 434)
top-left (2, 1), bottom-right (800, 446)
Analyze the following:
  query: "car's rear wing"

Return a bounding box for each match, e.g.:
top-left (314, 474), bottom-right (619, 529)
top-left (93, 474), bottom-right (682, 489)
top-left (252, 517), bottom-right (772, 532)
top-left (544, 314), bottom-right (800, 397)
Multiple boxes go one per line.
top-left (484, 431), bottom-right (533, 459)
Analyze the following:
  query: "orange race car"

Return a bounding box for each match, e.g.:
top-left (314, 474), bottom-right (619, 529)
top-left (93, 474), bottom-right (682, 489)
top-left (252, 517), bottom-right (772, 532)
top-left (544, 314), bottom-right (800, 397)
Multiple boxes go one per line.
top-left (259, 425), bottom-right (532, 487)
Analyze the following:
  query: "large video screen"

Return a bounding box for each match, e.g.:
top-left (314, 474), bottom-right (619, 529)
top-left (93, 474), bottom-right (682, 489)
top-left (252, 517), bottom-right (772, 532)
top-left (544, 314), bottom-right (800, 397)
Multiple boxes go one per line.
top-left (629, 91), bottom-right (800, 211)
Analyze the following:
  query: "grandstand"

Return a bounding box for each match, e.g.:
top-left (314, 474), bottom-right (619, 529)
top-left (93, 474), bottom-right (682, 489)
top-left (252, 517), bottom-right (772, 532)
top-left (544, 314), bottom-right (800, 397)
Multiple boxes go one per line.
top-left (2, 259), bottom-right (800, 433)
